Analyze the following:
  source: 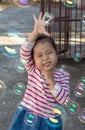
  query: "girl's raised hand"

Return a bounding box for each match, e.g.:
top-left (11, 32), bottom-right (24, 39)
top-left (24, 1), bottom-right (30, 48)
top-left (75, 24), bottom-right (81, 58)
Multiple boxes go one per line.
top-left (33, 12), bottom-right (50, 36)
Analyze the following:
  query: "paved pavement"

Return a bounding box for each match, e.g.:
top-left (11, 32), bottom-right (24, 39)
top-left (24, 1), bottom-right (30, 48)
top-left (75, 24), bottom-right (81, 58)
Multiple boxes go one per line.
top-left (0, 3), bottom-right (85, 130)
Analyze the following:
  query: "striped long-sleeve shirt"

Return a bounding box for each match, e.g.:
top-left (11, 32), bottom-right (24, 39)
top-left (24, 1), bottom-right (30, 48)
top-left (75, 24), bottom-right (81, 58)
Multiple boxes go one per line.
top-left (20, 39), bottom-right (70, 118)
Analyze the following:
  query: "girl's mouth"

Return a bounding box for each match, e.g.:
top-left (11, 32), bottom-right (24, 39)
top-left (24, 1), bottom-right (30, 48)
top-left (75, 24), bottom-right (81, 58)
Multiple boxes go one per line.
top-left (43, 62), bottom-right (51, 67)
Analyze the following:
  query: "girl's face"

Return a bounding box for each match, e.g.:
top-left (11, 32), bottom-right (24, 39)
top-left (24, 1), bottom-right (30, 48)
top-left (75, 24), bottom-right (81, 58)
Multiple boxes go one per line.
top-left (33, 41), bottom-right (57, 72)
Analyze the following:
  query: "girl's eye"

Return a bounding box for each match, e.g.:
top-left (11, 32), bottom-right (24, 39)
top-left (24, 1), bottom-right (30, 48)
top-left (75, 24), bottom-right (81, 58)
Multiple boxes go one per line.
top-left (37, 55), bottom-right (42, 57)
top-left (47, 51), bottom-right (52, 54)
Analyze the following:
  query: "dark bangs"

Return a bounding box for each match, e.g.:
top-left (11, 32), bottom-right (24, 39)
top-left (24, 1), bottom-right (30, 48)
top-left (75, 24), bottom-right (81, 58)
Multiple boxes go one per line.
top-left (31, 34), bottom-right (57, 59)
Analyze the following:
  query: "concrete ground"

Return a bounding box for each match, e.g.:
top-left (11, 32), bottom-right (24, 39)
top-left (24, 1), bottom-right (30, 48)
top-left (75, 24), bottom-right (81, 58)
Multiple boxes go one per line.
top-left (0, 3), bottom-right (85, 130)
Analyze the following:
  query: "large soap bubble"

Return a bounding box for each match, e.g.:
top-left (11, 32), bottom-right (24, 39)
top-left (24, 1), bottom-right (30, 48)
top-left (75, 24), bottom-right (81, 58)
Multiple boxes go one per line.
top-left (62, 0), bottom-right (77, 8)
top-left (13, 0), bottom-right (34, 8)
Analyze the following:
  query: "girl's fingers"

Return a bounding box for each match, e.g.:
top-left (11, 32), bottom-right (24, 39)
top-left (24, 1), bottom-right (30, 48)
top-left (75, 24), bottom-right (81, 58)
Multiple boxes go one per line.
top-left (33, 14), bottom-right (37, 22)
top-left (44, 31), bottom-right (50, 36)
top-left (39, 12), bottom-right (43, 21)
top-left (42, 13), bottom-right (46, 21)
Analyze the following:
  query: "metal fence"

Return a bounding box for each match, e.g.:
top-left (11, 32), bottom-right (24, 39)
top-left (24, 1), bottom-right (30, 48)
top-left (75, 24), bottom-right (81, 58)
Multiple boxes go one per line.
top-left (40, 0), bottom-right (85, 58)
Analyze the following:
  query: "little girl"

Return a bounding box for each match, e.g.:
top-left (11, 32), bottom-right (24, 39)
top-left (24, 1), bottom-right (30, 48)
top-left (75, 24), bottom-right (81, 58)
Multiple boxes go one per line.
top-left (8, 12), bottom-right (70, 130)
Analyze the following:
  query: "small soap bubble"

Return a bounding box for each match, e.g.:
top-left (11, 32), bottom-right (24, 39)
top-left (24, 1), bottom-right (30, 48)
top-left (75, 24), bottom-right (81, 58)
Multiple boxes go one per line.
top-left (81, 76), bottom-right (85, 84)
top-left (59, 64), bottom-right (67, 70)
top-left (0, 80), bottom-right (6, 98)
top-left (15, 58), bottom-right (26, 73)
top-left (78, 108), bottom-right (85, 123)
top-left (73, 52), bottom-right (81, 62)
top-left (67, 101), bottom-right (80, 114)
top-left (43, 12), bottom-right (54, 26)
top-left (82, 15), bottom-right (85, 23)
top-left (62, 0), bottom-right (77, 8)
top-left (13, 0), bottom-right (34, 8)
top-left (74, 82), bottom-right (85, 97)
top-left (24, 112), bottom-right (37, 126)
top-left (14, 82), bottom-right (26, 95)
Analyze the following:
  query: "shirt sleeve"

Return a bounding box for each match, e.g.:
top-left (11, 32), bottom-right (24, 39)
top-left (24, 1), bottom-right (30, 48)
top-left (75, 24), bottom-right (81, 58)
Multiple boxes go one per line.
top-left (20, 39), bottom-right (35, 72)
top-left (50, 70), bottom-right (70, 106)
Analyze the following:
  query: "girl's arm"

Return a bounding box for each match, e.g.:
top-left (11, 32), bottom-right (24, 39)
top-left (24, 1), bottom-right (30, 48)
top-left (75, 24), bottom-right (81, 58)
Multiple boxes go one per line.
top-left (50, 71), bottom-right (70, 105)
top-left (20, 12), bottom-right (50, 72)
top-left (42, 70), bottom-right (70, 105)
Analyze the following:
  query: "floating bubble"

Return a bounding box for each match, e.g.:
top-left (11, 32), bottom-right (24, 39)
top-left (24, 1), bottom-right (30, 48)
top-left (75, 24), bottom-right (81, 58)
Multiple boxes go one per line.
top-left (24, 112), bottom-right (37, 126)
top-left (14, 82), bottom-right (26, 95)
top-left (62, 0), bottom-right (77, 8)
top-left (82, 15), bottom-right (85, 23)
top-left (53, 104), bottom-right (67, 125)
top-left (64, 98), bottom-right (71, 108)
top-left (59, 64), bottom-right (67, 70)
top-left (4, 46), bottom-right (18, 55)
top-left (78, 108), bottom-right (85, 123)
top-left (43, 12), bottom-right (54, 26)
top-left (0, 80), bottom-right (6, 98)
top-left (67, 101), bottom-right (80, 114)
top-left (82, 15), bottom-right (85, 31)
top-left (81, 76), bottom-right (85, 83)
top-left (13, 0), bottom-right (34, 8)
top-left (73, 52), bottom-right (81, 62)
top-left (1, 46), bottom-right (19, 58)
top-left (15, 58), bottom-right (26, 73)
top-left (45, 115), bottom-right (62, 127)
top-left (7, 30), bottom-right (20, 38)
top-left (74, 82), bottom-right (85, 97)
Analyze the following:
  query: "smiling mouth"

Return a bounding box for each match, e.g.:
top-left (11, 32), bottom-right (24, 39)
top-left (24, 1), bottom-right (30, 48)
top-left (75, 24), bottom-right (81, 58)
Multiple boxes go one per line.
top-left (43, 62), bottom-right (51, 66)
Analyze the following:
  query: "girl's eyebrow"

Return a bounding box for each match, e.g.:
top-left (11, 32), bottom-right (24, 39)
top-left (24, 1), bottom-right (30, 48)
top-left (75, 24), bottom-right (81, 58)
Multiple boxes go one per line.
top-left (35, 49), bottom-right (52, 55)
top-left (34, 52), bottom-right (42, 55)
top-left (35, 49), bottom-right (53, 55)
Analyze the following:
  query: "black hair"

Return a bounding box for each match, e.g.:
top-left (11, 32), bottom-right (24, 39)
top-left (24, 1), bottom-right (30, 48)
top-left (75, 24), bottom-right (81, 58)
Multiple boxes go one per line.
top-left (31, 34), bottom-right (57, 59)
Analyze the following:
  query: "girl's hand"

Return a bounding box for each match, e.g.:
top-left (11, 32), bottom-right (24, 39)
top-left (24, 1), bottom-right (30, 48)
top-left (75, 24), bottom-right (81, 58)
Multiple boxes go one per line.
top-left (33, 12), bottom-right (50, 36)
top-left (42, 70), bottom-right (56, 90)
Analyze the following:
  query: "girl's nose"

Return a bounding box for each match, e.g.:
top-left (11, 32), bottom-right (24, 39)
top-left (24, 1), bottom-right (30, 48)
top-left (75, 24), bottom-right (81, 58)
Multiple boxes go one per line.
top-left (43, 54), bottom-right (48, 60)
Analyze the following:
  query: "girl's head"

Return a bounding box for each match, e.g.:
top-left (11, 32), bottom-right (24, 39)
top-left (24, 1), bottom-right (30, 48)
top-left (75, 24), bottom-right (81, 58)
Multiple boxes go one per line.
top-left (32, 34), bottom-right (58, 72)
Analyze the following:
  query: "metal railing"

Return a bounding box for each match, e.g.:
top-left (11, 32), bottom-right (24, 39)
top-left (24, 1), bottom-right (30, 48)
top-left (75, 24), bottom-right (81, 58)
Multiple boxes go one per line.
top-left (40, 0), bottom-right (85, 58)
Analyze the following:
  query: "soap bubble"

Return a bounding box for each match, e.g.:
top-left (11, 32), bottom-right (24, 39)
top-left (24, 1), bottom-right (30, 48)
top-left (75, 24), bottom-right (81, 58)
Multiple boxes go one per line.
top-left (74, 82), bottom-right (85, 97)
top-left (53, 104), bottom-right (67, 125)
top-left (14, 82), bottom-right (26, 95)
top-left (81, 76), bottom-right (85, 84)
top-left (73, 52), bottom-right (81, 62)
top-left (62, 0), bottom-right (77, 8)
top-left (7, 29), bottom-right (20, 38)
top-left (13, 0), bottom-right (34, 8)
top-left (15, 58), bottom-right (26, 73)
top-left (43, 12), bottom-right (54, 26)
top-left (0, 80), bottom-right (6, 98)
top-left (67, 101), bottom-right (80, 114)
top-left (78, 108), bottom-right (85, 123)
top-left (59, 64), bottom-right (67, 70)
top-left (82, 15), bottom-right (85, 23)
top-left (3, 46), bottom-right (19, 58)
top-left (45, 115), bottom-right (62, 127)
top-left (24, 112), bottom-right (37, 126)
top-left (82, 15), bottom-right (85, 31)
